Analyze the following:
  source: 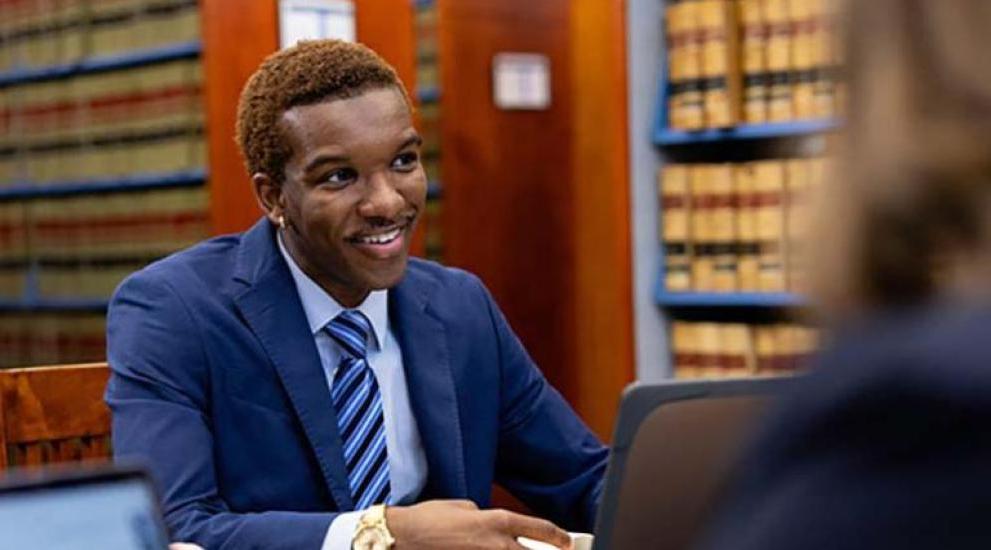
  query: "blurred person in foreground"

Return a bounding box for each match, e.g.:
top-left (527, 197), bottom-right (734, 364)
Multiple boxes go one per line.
top-left (700, 1), bottom-right (991, 548)
top-left (105, 40), bottom-right (604, 550)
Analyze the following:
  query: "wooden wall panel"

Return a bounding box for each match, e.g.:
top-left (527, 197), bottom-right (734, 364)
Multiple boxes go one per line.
top-left (436, 0), bottom-right (634, 439)
top-left (201, 0), bottom-right (279, 235)
top-left (437, 0), bottom-right (579, 402)
top-left (569, 0), bottom-right (635, 439)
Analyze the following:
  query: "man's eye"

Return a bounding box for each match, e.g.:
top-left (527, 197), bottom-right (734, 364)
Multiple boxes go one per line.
top-left (324, 168), bottom-right (358, 185)
top-left (391, 152), bottom-right (419, 170)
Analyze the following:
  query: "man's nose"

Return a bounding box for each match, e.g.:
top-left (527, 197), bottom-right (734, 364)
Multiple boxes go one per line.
top-left (358, 172), bottom-right (405, 219)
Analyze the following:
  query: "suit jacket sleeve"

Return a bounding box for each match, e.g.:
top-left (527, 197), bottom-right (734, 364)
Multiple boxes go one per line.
top-left (472, 277), bottom-right (608, 532)
top-left (105, 270), bottom-right (335, 550)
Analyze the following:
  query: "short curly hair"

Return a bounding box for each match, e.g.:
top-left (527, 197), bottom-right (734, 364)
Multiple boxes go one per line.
top-left (236, 39), bottom-right (409, 182)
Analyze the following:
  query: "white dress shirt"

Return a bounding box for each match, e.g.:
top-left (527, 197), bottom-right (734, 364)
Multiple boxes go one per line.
top-left (277, 235), bottom-right (428, 549)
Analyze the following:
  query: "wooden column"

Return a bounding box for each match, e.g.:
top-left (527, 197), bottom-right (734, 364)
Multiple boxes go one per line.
top-left (200, 0), bottom-right (279, 235)
top-left (568, 0), bottom-right (635, 439)
top-left (435, 0), bottom-right (635, 439)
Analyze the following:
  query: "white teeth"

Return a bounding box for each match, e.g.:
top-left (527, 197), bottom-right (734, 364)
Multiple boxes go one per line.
top-left (357, 227), bottom-right (402, 245)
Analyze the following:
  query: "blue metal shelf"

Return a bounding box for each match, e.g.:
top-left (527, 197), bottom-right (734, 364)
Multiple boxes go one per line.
top-left (656, 290), bottom-right (806, 308)
top-left (416, 87), bottom-right (441, 104)
top-left (0, 41), bottom-right (202, 88)
top-left (0, 169), bottom-right (207, 201)
top-left (0, 298), bottom-right (109, 312)
top-left (654, 119), bottom-right (840, 146)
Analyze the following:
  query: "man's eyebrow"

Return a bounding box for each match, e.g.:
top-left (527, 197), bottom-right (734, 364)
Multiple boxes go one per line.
top-left (303, 153), bottom-right (349, 174)
top-left (396, 134), bottom-right (423, 151)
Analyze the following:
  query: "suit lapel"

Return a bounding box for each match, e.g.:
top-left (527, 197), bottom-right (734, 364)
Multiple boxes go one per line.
top-left (391, 269), bottom-right (468, 499)
top-left (232, 220), bottom-right (354, 510)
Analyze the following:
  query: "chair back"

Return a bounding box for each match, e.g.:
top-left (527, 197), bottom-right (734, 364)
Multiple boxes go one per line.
top-left (0, 363), bottom-right (111, 469)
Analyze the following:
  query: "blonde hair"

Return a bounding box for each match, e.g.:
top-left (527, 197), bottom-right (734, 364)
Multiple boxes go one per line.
top-left (812, 0), bottom-right (991, 315)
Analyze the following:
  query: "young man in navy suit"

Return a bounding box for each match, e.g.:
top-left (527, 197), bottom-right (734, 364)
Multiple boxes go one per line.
top-left (105, 40), bottom-right (606, 550)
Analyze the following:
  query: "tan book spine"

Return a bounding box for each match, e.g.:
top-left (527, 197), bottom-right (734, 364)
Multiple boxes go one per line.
top-left (666, 0), bottom-right (687, 129)
top-left (697, 322), bottom-right (721, 378)
top-left (672, 321), bottom-right (698, 379)
top-left (775, 324), bottom-right (797, 372)
top-left (754, 160), bottom-right (786, 291)
top-left (811, 0), bottom-right (836, 118)
top-left (754, 324), bottom-right (776, 375)
top-left (723, 323), bottom-right (753, 377)
top-left (660, 164), bottom-right (694, 291)
top-left (737, 0), bottom-right (768, 124)
top-left (788, 0), bottom-right (816, 119)
top-left (690, 165), bottom-right (715, 290)
top-left (734, 162), bottom-right (761, 290)
top-left (700, 0), bottom-right (742, 128)
top-left (681, 0), bottom-right (707, 130)
top-left (763, 0), bottom-right (793, 122)
top-left (709, 164), bottom-right (738, 291)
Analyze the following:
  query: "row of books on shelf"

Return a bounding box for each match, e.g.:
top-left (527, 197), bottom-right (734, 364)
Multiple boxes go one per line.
top-left (0, 186), bottom-right (208, 298)
top-left (665, 0), bottom-right (842, 131)
top-left (413, 0), bottom-right (439, 95)
top-left (0, 58), bottom-right (204, 184)
top-left (670, 319), bottom-right (817, 379)
top-left (659, 156), bottom-right (828, 293)
top-left (0, 0), bottom-right (200, 72)
top-left (0, 311), bottom-right (105, 368)
top-left (414, 0), bottom-right (442, 262)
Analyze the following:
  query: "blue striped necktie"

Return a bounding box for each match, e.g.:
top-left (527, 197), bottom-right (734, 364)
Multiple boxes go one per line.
top-left (326, 310), bottom-right (391, 509)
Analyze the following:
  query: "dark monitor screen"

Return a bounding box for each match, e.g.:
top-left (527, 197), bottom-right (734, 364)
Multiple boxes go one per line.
top-left (0, 469), bottom-right (169, 550)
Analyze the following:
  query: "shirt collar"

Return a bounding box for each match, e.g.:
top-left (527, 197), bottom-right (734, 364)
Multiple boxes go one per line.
top-left (277, 232), bottom-right (388, 350)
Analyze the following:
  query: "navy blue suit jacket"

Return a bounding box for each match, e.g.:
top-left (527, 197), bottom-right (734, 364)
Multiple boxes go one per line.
top-left (700, 304), bottom-right (991, 550)
top-left (105, 219), bottom-right (607, 550)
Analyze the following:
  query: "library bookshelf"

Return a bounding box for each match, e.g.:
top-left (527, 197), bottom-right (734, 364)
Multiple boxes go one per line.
top-left (629, 0), bottom-right (841, 381)
top-left (0, 0), bottom-right (419, 368)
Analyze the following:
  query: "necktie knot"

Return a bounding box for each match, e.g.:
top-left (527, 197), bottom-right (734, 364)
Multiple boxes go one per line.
top-left (326, 310), bottom-right (373, 360)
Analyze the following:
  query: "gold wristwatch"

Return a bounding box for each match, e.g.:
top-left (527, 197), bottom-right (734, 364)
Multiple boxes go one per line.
top-left (352, 504), bottom-right (395, 550)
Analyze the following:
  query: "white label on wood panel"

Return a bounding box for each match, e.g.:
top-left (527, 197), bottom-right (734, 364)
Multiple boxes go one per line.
top-left (492, 53), bottom-right (552, 110)
top-left (279, 0), bottom-right (355, 48)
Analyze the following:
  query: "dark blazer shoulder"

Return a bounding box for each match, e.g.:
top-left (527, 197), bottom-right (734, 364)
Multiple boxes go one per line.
top-left (113, 232), bottom-right (245, 302)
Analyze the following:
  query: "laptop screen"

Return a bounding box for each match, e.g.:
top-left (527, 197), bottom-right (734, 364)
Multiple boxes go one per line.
top-left (0, 471), bottom-right (169, 550)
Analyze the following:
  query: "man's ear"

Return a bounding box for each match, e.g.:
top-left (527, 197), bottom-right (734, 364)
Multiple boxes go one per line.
top-left (252, 173), bottom-right (283, 226)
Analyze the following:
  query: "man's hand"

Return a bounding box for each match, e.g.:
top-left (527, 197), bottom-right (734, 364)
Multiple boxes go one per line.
top-left (169, 544), bottom-right (204, 550)
top-left (385, 499), bottom-right (572, 550)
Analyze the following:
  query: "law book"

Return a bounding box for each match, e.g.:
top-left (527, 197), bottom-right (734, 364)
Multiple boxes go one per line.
top-left (811, 0), bottom-right (836, 118)
top-left (734, 162), bottom-right (761, 291)
top-left (722, 323), bottom-right (755, 377)
top-left (753, 324), bottom-right (777, 375)
top-left (668, 0), bottom-right (706, 130)
top-left (753, 160), bottom-right (786, 291)
top-left (671, 321), bottom-right (698, 379)
top-left (696, 322), bottom-right (722, 378)
top-left (709, 163), bottom-right (738, 291)
top-left (690, 165), bottom-right (716, 290)
top-left (788, 0), bottom-right (816, 119)
top-left (699, 0), bottom-right (742, 128)
top-left (763, 0), bottom-right (793, 122)
top-left (737, 0), bottom-right (768, 124)
top-left (666, 0), bottom-right (690, 130)
top-left (659, 164), bottom-right (693, 291)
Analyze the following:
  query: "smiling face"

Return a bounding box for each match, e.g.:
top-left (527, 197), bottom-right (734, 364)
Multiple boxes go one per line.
top-left (254, 87), bottom-right (427, 307)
